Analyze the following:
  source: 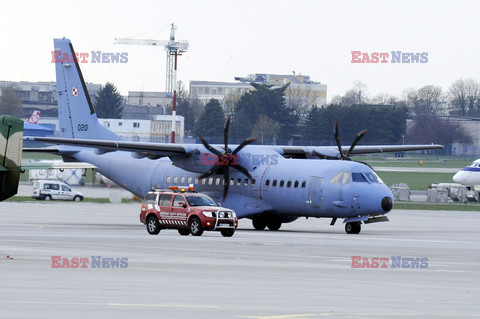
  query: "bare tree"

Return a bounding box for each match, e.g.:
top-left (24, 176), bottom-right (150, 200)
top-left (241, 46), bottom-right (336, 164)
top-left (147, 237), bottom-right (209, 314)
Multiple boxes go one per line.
top-left (222, 92), bottom-right (240, 117)
top-left (332, 81), bottom-right (369, 106)
top-left (407, 85), bottom-right (444, 116)
top-left (370, 93), bottom-right (398, 105)
top-left (0, 86), bottom-right (22, 117)
top-left (448, 78), bottom-right (480, 116)
top-left (251, 114), bottom-right (280, 145)
top-left (285, 85), bottom-right (314, 124)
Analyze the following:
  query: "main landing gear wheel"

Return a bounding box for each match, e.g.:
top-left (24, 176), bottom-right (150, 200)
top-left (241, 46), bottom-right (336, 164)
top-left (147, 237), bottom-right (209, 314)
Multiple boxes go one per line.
top-left (345, 222), bottom-right (361, 234)
top-left (146, 216), bottom-right (161, 235)
top-left (252, 217), bottom-right (267, 230)
top-left (267, 220), bottom-right (282, 231)
top-left (189, 217), bottom-right (204, 236)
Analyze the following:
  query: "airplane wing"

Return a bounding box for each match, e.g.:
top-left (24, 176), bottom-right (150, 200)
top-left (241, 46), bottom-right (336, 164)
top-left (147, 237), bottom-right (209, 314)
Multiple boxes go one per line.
top-left (24, 136), bottom-right (188, 157)
top-left (263, 144), bottom-right (444, 159)
top-left (24, 136), bottom-right (443, 159)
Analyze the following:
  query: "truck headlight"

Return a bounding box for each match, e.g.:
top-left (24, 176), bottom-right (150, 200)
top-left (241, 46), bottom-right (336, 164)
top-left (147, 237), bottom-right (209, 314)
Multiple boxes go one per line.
top-left (202, 211), bottom-right (216, 218)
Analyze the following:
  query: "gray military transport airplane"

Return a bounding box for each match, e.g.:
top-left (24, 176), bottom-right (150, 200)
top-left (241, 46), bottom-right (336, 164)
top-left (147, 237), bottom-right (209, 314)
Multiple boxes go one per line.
top-left (24, 38), bottom-right (443, 234)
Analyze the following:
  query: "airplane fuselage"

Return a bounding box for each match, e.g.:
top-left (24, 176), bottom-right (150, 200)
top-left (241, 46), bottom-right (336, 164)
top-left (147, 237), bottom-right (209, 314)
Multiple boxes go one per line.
top-left (71, 147), bottom-right (393, 221)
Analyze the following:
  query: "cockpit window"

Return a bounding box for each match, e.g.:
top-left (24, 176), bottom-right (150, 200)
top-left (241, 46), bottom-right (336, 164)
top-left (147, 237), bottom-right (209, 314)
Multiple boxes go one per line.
top-left (342, 172), bottom-right (351, 184)
top-left (469, 161), bottom-right (480, 167)
top-left (330, 172), bottom-right (351, 185)
top-left (330, 172), bottom-right (344, 184)
top-left (352, 172), bottom-right (368, 183)
top-left (364, 172), bottom-right (380, 183)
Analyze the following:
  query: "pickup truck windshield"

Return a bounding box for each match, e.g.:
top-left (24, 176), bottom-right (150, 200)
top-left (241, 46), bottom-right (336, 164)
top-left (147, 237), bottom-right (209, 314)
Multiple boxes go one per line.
top-left (185, 195), bottom-right (219, 207)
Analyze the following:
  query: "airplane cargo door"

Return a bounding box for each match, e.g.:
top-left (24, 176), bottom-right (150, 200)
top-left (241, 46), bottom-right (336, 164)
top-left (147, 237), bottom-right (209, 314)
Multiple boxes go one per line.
top-left (308, 177), bottom-right (323, 207)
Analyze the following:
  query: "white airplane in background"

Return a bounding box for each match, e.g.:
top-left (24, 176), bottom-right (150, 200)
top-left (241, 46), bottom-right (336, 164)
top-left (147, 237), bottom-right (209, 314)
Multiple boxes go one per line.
top-left (453, 159), bottom-right (480, 186)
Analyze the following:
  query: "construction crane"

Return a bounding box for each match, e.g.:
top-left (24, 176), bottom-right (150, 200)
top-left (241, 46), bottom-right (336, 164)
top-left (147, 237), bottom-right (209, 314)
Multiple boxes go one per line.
top-left (114, 23), bottom-right (189, 143)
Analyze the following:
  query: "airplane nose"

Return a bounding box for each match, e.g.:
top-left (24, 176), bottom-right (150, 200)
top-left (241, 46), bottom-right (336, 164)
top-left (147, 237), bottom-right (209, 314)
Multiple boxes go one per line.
top-left (453, 171), bottom-right (463, 183)
top-left (381, 196), bottom-right (393, 212)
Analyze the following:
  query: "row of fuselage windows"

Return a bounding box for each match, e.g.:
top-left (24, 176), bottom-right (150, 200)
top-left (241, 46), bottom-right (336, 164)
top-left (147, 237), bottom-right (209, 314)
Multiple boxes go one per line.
top-left (165, 176), bottom-right (307, 189)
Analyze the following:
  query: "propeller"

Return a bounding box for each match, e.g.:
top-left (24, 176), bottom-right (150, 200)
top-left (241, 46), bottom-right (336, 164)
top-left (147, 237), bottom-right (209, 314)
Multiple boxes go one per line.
top-left (313, 120), bottom-right (368, 161)
top-left (199, 117), bottom-right (257, 201)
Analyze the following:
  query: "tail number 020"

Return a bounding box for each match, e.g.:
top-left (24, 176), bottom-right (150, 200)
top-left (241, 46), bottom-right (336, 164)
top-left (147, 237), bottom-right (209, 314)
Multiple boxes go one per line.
top-left (78, 124), bottom-right (89, 131)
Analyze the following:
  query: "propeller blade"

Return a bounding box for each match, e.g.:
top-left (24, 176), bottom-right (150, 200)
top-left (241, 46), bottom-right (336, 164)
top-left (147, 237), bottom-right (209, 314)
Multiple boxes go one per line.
top-left (346, 129), bottom-right (368, 157)
top-left (333, 120), bottom-right (345, 160)
top-left (224, 117), bottom-right (231, 153)
top-left (199, 136), bottom-right (222, 157)
top-left (199, 164), bottom-right (220, 179)
top-left (222, 164), bottom-right (230, 201)
top-left (233, 137), bottom-right (257, 155)
top-left (199, 117), bottom-right (254, 200)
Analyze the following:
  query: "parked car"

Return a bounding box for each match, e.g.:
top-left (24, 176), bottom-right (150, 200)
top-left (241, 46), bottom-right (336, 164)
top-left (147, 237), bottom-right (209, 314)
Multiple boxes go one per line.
top-left (140, 186), bottom-right (238, 237)
top-left (32, 180), bottom-right (84, 201)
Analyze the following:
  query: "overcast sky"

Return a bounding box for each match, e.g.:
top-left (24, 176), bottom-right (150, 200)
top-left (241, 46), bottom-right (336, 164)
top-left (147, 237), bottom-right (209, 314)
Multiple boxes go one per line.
top-left (1, 0), bottom-right (479, 101)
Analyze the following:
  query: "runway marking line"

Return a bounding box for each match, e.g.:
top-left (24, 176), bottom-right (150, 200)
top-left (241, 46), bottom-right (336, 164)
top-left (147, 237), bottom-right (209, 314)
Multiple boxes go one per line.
top-left (107, 303), bottom-right (219, 309)
top-left (237, 314), bottom-right (320, 319)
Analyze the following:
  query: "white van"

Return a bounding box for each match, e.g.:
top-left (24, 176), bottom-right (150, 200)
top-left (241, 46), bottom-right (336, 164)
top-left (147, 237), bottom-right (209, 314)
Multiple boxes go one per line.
top-left (32, 180), bottom-right (84, 201)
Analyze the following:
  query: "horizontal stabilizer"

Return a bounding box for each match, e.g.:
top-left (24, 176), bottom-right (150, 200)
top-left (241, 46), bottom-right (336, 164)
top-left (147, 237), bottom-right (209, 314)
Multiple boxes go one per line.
top-left (21, 161), bottom-right (97, 170)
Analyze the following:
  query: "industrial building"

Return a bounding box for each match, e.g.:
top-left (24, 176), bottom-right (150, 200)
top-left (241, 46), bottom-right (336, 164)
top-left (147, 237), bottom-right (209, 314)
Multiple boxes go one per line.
top-left (189, 73), bottom-right (328, 107)
top-left (0, 81), bottom-right (100, 117)
top-left (36, 115), bottom-right (184, 143)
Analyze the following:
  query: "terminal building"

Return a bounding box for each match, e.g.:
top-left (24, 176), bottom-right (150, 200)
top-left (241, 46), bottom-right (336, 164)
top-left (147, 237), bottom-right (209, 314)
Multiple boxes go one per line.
top-left (189, 73), bottom-right (327, 107)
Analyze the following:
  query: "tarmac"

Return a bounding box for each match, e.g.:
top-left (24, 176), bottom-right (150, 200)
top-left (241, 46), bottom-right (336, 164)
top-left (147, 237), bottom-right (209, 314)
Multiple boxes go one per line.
top-left (0, 201), bottom-right (479, 318)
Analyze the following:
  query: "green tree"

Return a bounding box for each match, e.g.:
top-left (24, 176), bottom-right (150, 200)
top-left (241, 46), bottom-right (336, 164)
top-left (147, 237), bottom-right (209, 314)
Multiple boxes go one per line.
top-left (301, 104), bottom-right (408, 145)
top-left (93, 82), bottom-right (124, 118)
top-left (193, 99), bottom-right (225, 142)
top-left (231, 83), bottom-right (299, 143)
top-left (0, 86), bottom-right (22, 117)
top-left (302, 105), bottom-right (323, 143)
top-left (176, 81), bottom-right (195, 136)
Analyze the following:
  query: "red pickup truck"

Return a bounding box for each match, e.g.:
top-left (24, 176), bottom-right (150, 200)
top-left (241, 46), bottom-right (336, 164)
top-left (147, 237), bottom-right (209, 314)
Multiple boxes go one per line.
top-left (140, 187), bottom-right (238, 237)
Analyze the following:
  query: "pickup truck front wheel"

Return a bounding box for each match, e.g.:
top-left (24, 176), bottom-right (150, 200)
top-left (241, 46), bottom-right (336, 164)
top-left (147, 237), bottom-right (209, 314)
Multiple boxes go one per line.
top-left (189, 217), bottom-right (203, 236)
top-left (146, 216), bottom-right (161, 235)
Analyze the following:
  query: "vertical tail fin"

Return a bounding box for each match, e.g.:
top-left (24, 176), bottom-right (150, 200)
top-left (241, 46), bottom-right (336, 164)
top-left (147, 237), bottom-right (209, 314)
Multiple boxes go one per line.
top-left (53, 38), bottom-right (121, 141)
top-left (0, 115), bottom-right (23, 201)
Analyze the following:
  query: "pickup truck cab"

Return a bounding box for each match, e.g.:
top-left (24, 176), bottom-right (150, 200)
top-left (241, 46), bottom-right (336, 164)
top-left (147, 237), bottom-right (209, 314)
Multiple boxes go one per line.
top-left (140, 186), bottom-right (238, 237)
